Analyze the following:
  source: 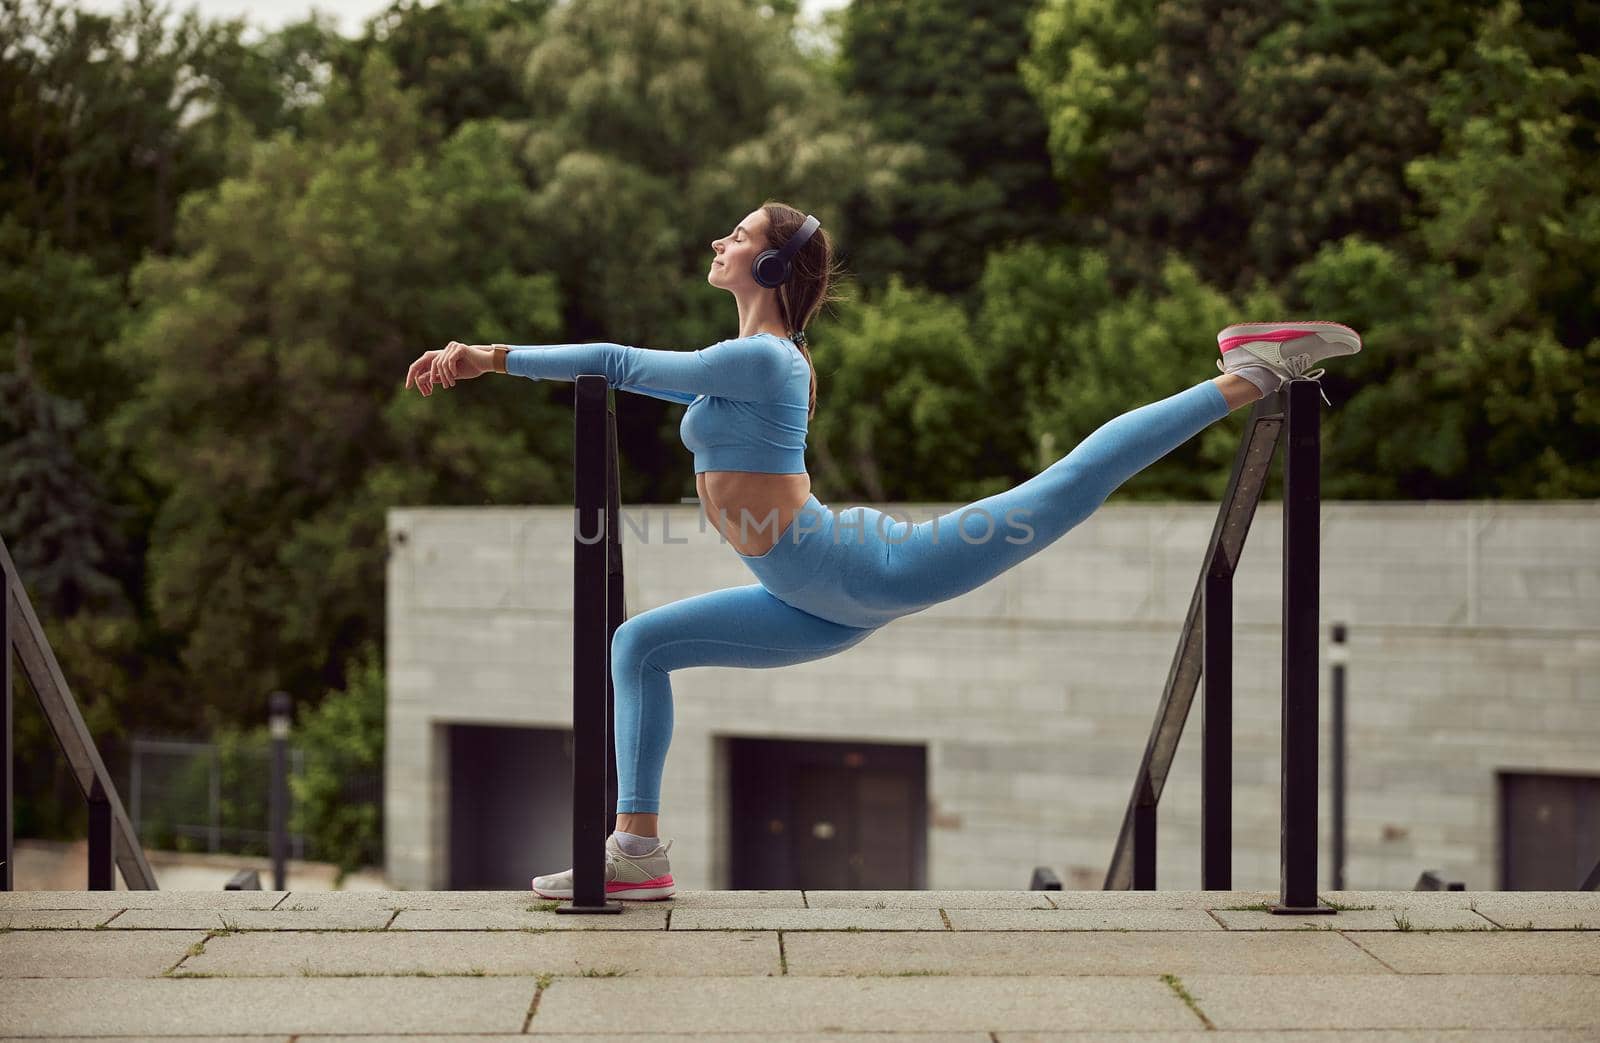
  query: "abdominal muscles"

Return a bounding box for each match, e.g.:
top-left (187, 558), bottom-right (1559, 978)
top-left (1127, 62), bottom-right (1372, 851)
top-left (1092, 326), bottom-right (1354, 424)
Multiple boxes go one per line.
top-left (696, 471), bottom-right (812, 556)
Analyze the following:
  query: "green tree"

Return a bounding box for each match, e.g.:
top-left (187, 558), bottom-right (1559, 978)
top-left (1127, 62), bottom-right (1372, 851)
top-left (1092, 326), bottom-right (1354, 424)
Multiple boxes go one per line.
top-left (1021, 0), bottom-right (1157, 225)
top-left (836, 0), bottom-right (1068, 297)
top-left (975, 245), bottom-right (1282, 501)
top-left (1290, 3), bottom-right (1600, 499)
top-left (107, 51), bottom-right (565, 719)
top-left (806, 276), bottom-right (1002, 503)
top-left (287, 642), bottom-right (385, 885)
top-left (0, 339), bottom-right (128, 620)
top-left (345, 0), bottom-right (552, 133)
top-left (1401, 0), bottom-right (1599, 495)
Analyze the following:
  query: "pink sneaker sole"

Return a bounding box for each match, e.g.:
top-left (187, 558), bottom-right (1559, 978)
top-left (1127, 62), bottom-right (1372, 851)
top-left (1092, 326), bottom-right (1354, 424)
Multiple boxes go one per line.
top-left (531, 874), bottom-right (676, 901)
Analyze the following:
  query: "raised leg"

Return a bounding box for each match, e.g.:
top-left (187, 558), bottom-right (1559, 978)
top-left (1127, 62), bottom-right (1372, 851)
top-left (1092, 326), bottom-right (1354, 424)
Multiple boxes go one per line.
top-left (872, 380), bottom-right (1233, 614)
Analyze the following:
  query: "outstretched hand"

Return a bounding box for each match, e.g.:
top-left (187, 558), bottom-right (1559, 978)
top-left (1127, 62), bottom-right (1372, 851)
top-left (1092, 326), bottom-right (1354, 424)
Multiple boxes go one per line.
top-left (405, 341), bottom-right (492, 396)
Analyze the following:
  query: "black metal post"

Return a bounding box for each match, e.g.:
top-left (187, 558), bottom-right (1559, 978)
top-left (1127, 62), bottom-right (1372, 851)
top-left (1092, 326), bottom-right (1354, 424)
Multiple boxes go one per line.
top-left (1330, 623), bottom-right (1347, 891)
top-left (1273, 379), bottom-right (1333, 915)
top-left (88, 774), bottom-right (112, 889)
top-left (560, 376), bottom-right (622, 914)
top-left (1202, 558), bottom-right (1233, 890)
top-left (2, 560), bottom-right (12, 891)
top-left (1133, 774), bottom-right (1157, 889)
top-left (270, 691), bottom-right (291, 891)
top-left (604, 405), bottom-right (624, 838)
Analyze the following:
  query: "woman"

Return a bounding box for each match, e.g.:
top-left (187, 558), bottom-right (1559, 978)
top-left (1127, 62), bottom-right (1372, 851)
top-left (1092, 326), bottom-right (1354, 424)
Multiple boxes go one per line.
top-left (404, 200), bottom-right (1362, 900)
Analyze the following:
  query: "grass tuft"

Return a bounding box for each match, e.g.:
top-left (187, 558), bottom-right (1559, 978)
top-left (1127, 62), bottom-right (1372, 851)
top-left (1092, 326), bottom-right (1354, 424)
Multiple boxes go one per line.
top-left (1160, 973), bottom-right (1209, 1027)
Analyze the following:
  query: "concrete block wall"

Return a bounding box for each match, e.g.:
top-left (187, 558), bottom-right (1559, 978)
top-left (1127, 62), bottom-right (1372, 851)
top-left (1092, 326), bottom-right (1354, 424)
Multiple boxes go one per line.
top-left (385, 500), bottom-right (1599, 892)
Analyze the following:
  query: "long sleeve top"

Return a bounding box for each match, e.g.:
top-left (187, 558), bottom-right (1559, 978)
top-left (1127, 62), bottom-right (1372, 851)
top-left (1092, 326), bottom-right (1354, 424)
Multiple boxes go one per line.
top-left (505, 332), bottom-right (810, 474)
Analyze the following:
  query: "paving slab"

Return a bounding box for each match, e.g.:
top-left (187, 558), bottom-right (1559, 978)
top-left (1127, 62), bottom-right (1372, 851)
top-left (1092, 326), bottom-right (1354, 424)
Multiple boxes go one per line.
top-left (945, 909), bottom-right (1221, 931)
top-left (279, 890), bottom-right (543, 911)
top-left (1, 1034), bottom-right (1594, 1043)
top-left (390, 906), bottom-right (668, 930)
top-left (0, 1038), bottom-right (294, 1043)
top-left (0, 977), bottom-right (536, 1035)
top-left (1473, 899), bottom-right (1600, 930)
top-left (1322, 890), bottom-right (1600, 913)
top-left (0, 909), bottom-right (120, 929)
top-left (1319, 890), bottom-right (1499, 910)
top-left (180, 929), bottom-right (779, 977)
top-left (531, 976), bottom-right (1201, 1033)
top-left (804, 890), bottom-right (1053, 910)
top-left (994, 1032), bottom-right (1600, 1042)
top-left (663, 889), bottom-right (805, 908)
top-left (0, 890), bottom-right (286, 910)
top-left (316, 1036), bottom-right (991, 1043)
top-left (1349, 930), bottom-right (1600, 973)
top-left (669, 908), bottom-right (945, 931)
top-left (1181, 973), bottom-right (1600, 1030)
top-left (0, 929), bottom-right (208, 977)
top-left (1476, 911), bottom-right (1599, 930)
top-left (1048, 890), bottom-right (1280, 910)
top-left (782, 929), bottom-right (1387, 976)
top-left (105, 908), bottom-right (394, 930)
top-left (1210, 908), bottom-right (1495, 931)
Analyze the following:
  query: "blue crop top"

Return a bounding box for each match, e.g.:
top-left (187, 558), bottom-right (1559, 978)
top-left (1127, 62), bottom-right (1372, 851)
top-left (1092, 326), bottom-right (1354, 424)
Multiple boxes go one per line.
top-left (505, 333), bottom-right (810, 474)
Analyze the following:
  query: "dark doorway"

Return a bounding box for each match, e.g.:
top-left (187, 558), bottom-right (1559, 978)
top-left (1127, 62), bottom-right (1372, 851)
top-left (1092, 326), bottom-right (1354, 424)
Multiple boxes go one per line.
top-left (727, 736), bottom-right (926, 889)
top-left (1498, 770), bottom-right (1600, 889)
top-left (448, 724), bottom-right (576, 889)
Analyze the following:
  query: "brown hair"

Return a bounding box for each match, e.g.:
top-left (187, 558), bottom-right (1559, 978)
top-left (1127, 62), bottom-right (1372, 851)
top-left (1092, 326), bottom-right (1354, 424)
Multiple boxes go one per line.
top-left (761, 201), bottom-right (843, 420)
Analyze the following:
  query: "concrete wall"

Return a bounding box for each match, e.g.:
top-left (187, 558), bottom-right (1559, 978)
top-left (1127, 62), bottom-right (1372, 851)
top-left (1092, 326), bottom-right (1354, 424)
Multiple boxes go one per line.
top-left (385, 500), bottom-right (1599, 892)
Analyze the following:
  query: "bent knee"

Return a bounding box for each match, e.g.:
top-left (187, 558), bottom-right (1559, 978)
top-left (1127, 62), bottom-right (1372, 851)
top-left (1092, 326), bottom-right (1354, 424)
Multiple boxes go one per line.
top-left (609, 617), bottom-right (662, 674)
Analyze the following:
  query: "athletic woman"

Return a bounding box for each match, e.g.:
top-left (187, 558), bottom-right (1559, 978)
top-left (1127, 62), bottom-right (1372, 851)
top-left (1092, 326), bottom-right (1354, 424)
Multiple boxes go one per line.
top-left (404, 200), bottom-right (1362, 900)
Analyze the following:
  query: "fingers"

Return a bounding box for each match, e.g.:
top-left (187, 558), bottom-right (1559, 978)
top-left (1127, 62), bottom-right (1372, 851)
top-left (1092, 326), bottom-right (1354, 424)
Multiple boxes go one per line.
top-left (432, 341), bottom-right (462, 389)
top-left (408, 342), bottom-right (471, 397)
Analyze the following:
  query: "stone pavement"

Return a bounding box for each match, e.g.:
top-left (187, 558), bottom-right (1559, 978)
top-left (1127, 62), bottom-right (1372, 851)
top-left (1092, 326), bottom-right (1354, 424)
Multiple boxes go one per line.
top-left (0, 888), bottom-right (1596, 1039)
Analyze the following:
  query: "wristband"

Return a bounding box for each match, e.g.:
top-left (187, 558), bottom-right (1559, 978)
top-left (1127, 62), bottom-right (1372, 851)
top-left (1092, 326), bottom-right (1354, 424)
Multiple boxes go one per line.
top-left (491, 343), bottom-right (508, 373)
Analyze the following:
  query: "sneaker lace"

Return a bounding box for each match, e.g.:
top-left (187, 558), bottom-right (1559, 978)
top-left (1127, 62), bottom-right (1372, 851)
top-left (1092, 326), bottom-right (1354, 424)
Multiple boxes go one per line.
top-left (1283, 353), bottom-right (1332, 406)
top-left (1215, 353), bottom-right (1334, 406)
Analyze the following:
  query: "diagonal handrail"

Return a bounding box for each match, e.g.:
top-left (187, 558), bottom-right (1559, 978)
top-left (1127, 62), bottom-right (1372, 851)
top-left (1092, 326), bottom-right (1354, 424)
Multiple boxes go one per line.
top-left (3, 534), bottom-right (159, 889)
top-left (1102, 390), bottom-right (1284, 891)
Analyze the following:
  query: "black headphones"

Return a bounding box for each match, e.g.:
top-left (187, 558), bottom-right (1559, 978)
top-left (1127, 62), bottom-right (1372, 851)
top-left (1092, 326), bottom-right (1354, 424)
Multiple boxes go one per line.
top-left (752, 213), bottom-right (820, 288)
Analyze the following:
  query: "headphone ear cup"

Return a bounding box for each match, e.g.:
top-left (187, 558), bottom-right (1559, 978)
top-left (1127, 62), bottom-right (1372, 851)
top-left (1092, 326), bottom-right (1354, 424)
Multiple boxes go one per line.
top-left (752, 249), bottom-right (787, 288)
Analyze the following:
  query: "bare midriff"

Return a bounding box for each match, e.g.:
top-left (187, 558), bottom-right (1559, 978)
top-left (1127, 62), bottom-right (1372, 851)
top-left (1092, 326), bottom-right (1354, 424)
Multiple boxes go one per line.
top-left (696, 470), bottom-right (813, 557)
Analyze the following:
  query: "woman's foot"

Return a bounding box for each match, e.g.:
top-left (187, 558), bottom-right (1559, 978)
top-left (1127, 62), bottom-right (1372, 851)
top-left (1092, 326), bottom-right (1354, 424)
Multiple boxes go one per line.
top-left (530, 833), bottom-right (676, 901)
top-left (1215, 321), bottom-right (1363, 399)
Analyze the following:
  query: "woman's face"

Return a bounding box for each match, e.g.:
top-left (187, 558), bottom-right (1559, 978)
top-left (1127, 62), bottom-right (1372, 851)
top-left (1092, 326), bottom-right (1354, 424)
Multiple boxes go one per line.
top-left (708, 208), bottom-right (770, 289)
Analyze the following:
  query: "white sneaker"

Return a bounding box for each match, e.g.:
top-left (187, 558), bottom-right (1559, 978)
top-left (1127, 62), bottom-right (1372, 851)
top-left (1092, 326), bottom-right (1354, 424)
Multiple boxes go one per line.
top-left (1216, 321), bottom-right (1363, 402)
top-left (531, 833), bottom-right (675, 901)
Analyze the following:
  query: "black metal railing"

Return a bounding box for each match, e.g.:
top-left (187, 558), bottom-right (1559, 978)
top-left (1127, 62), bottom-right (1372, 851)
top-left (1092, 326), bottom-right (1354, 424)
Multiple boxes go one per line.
top-left (3, 534), bottom-right (159, 890)
top-left (1098, 378), bottom-right (1334, 914)
top-left (561, 375), bottom-right (626, 913)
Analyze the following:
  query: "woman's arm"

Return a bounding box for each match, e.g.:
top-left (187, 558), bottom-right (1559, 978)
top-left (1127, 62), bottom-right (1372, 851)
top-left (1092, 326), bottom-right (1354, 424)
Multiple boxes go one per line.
top-left (501, 336), bottom-right (790, 403)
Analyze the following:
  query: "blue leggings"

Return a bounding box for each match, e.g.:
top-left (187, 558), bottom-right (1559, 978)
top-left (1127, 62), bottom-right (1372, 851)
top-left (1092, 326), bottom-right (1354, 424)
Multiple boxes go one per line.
top-left (611, 381), bottom-right (1231, 813)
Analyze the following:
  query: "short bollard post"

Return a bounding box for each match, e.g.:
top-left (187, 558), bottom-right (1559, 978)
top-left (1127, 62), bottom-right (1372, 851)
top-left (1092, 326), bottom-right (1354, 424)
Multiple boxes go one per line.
top-left (270, 691), bottom-right (292, 892)
top-left (1330, 623), bottom-right (1347, 891)
top-left (88, 775), bottom-right (112, 890)
top-left (1133, 774), bottom-right (1157, 889)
